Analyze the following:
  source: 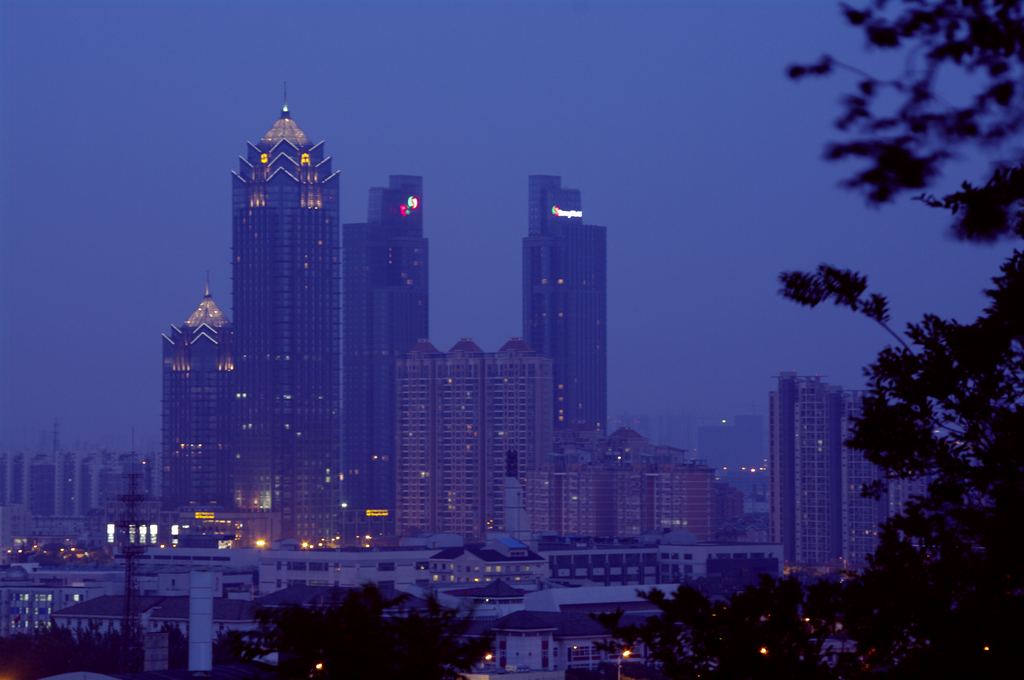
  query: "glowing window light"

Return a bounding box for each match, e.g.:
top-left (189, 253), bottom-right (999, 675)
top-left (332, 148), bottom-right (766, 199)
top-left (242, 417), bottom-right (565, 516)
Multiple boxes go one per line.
top-left (260, 153), bottom-right (269, 164)
top-left (301, 153), bottom-right (311, 166)
top-left (551, 205), bottom-right (582, 219)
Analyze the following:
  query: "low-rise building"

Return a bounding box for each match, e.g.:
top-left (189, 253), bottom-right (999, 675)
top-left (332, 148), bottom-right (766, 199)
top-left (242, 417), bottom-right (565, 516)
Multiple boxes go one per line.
top-left (0, 564), bottom-right (122, 635)
top-left (429, 538), bottom-right (548, 586)
top-left (53, 594), bottom-right (257, 637)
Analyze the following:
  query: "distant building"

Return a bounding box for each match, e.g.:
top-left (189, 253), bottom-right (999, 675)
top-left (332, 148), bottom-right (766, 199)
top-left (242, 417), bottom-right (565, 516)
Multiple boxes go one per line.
top-left (342, 175), bottom-right (429, 524)
top-left (161, 284), bottom-right (235, 510)
top-left (395, 338), bottom-right (553, 540)
top-left (839, 391), bottom-right (885, 569)
top-left (27, 456), bottom-right (55, 517)
top-left (231, 103), bottom-right (341, 541)
top-left (1, 564), bottom-right (115, 635)
top-left (53, 595), bottom-right (257, 636)
top-left (523, 175), bottom-right (607, 432)
top-left (0, 452), bottom-right (26, 505)
top-left (528, 428), bottom-right (714, 540)
top-left (769, 373), bottom-right (844, 566)
top-left (770, 374), bottom-right (915, 570)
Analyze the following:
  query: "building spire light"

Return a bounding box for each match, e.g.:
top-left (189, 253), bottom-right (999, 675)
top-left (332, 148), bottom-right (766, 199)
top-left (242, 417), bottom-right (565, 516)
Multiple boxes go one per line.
top-left (282, 81), bottom-right (289, 117)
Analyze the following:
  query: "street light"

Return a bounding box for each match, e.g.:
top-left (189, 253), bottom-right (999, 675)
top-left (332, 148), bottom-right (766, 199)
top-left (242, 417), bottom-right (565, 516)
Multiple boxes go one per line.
top-left (617, 648), bottom-right (632, 680)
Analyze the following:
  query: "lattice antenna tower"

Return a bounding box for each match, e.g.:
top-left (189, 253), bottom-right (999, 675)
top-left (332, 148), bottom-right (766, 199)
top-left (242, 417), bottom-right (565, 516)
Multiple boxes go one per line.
top-left (118, 430), bottom-right (147, 673)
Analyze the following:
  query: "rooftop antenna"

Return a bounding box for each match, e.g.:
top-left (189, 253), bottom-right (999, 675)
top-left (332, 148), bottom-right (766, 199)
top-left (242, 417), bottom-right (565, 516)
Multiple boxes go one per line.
top-left (282, 81), bottom-right (289, 115)
top-left (204, 270), bottom-right (211, 298)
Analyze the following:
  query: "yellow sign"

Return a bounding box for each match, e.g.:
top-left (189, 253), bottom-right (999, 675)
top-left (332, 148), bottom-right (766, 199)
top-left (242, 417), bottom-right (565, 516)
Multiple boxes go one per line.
top-left (194, 511), bottom-right (216, 520)
top-left (365, 509), bottom-right (389, 518)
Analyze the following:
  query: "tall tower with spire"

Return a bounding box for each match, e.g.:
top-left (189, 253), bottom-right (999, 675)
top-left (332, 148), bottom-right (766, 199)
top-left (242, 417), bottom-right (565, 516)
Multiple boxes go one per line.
top-left (231, 101), bottom-right (340, 540)
top-left (161, 283), bottom-right (235, 510)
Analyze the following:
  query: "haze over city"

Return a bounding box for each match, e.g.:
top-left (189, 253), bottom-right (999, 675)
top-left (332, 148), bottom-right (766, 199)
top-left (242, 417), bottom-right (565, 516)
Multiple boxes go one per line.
top-left (1, 0), bottom-right (1011, 450)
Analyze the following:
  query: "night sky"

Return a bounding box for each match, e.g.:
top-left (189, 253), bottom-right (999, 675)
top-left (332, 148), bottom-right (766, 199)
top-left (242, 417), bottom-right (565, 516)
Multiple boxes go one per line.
top-left (0, 0), bottom-right (1012, 450)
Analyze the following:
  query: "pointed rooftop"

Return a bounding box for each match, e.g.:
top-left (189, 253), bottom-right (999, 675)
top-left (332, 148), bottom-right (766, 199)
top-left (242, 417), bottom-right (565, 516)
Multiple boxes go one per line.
top-left (449, 338), bottom-right (483, 353)
top-left (185, 282), bottom-right (230, 328)
top-left (408, 339), bottom-right (441, 354)
top-left (498, 337), bottom-right (532, 353)
top-left (260, 97), bottom-right (309, 148)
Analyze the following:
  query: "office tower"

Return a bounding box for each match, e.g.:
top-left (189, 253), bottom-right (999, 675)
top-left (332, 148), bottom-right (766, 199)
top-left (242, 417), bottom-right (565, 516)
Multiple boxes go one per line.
top-left (523, 175), bottom-right (607, 432)
top-left (342, 176), bottom-right (428, 518)
top-left (161, 284), bottom-right (235, 510)
top-left (395, 338), bottom-right (553, 540)
top-left (769, 373), bottom-right (844, 566)
top-left (231, 103), bottom-right (340, 540)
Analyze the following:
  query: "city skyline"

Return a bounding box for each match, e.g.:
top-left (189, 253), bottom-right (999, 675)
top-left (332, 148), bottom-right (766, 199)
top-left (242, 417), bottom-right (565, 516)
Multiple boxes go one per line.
top-left (0, 2), bottom-right (1013, 450)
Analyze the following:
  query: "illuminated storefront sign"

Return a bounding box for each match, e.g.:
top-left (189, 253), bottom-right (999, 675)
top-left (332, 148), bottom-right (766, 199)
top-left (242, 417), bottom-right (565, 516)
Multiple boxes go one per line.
top-left (399, 195), bottom-right (420, 217)
top-left (551, 205), bottom-right (582, 219)
top-left (365, 509), bottom-right (389, 517)
top-left (194, 511), bottom-right (216, 520)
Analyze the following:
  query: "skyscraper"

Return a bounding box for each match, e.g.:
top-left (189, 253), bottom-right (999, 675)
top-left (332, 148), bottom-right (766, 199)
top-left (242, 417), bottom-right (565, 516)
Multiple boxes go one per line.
top-left (161, 284), bottom-right (235, 510)
top-left (231, 103), bottom-right (340, 540)
top-left (394, 338), bottom-right (553, 540)
top-left (523, 175), bottom-right (607, 432)
top-left (342, 176), bottom-right (428, 519)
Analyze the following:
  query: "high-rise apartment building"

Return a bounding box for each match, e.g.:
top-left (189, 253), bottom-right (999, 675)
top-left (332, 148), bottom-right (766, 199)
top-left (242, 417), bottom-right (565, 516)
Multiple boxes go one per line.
top-left (770, 374), bottom-right (907, 569)
top-left (231, 104), bottom-right (340, 540)
top-left (523, 176), bottom-right (607, 432)
top-left (342, 176), bottom-right (428, 518)
top-left (161, 285), bottom-right (235, 510)
top-left (839, 391), bottom-right (888, 569)
top-left (769, 373), bottom-right (843, 566)
top-left (395, 338), bottom-right (553, 540)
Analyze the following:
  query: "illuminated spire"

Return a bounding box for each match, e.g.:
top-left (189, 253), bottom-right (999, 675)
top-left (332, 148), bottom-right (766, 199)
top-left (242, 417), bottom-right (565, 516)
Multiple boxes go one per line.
top-left (261, 84), bottom-right (309, 147)
top-left (185, 280), bottom-right (230, 328)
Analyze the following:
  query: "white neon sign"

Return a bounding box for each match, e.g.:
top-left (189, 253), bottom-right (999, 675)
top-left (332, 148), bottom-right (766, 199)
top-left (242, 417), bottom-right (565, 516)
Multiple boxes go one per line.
top-left (551, 205), bottom-right (582, 219)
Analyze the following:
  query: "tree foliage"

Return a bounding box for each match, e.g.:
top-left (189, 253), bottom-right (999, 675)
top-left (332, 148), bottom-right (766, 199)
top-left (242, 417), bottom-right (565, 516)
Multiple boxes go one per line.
top-left (236, 584), bottom-right (491, 680)
top-left (598, 577), bottom-right (852, 679)
top-left (0, 624), bottom-right (191, 678)
top-left (790, 0), bottom-right (1024, 240)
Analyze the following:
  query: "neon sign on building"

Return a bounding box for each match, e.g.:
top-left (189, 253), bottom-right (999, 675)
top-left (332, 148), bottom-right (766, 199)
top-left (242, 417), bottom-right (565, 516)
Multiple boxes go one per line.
top-left (551, 205), bottom-right (582, 219)
top-left (400, 195), bottom-right (420, 217)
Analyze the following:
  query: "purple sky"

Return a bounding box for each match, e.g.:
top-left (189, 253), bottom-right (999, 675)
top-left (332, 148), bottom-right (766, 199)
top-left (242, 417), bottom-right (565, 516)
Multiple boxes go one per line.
top-left (0, 1), bottom-right (1013, 450)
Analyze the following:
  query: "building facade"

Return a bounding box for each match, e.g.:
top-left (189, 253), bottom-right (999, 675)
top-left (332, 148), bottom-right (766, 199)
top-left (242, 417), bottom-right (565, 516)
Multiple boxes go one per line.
top-left (342, 176), bottom-right (428, 523)
top-left (161, 285), bottom-right (235, 510)
top-left (523, 176), bottom-right (607, 432)
top-left (770, 374), bottom-right (907, 569)
top-left (769, 373), bottom-right (843, 566)
top-left (231, 104), bottom-right (340, 541)
top-left (395, 338), bottom-right (553, 539)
